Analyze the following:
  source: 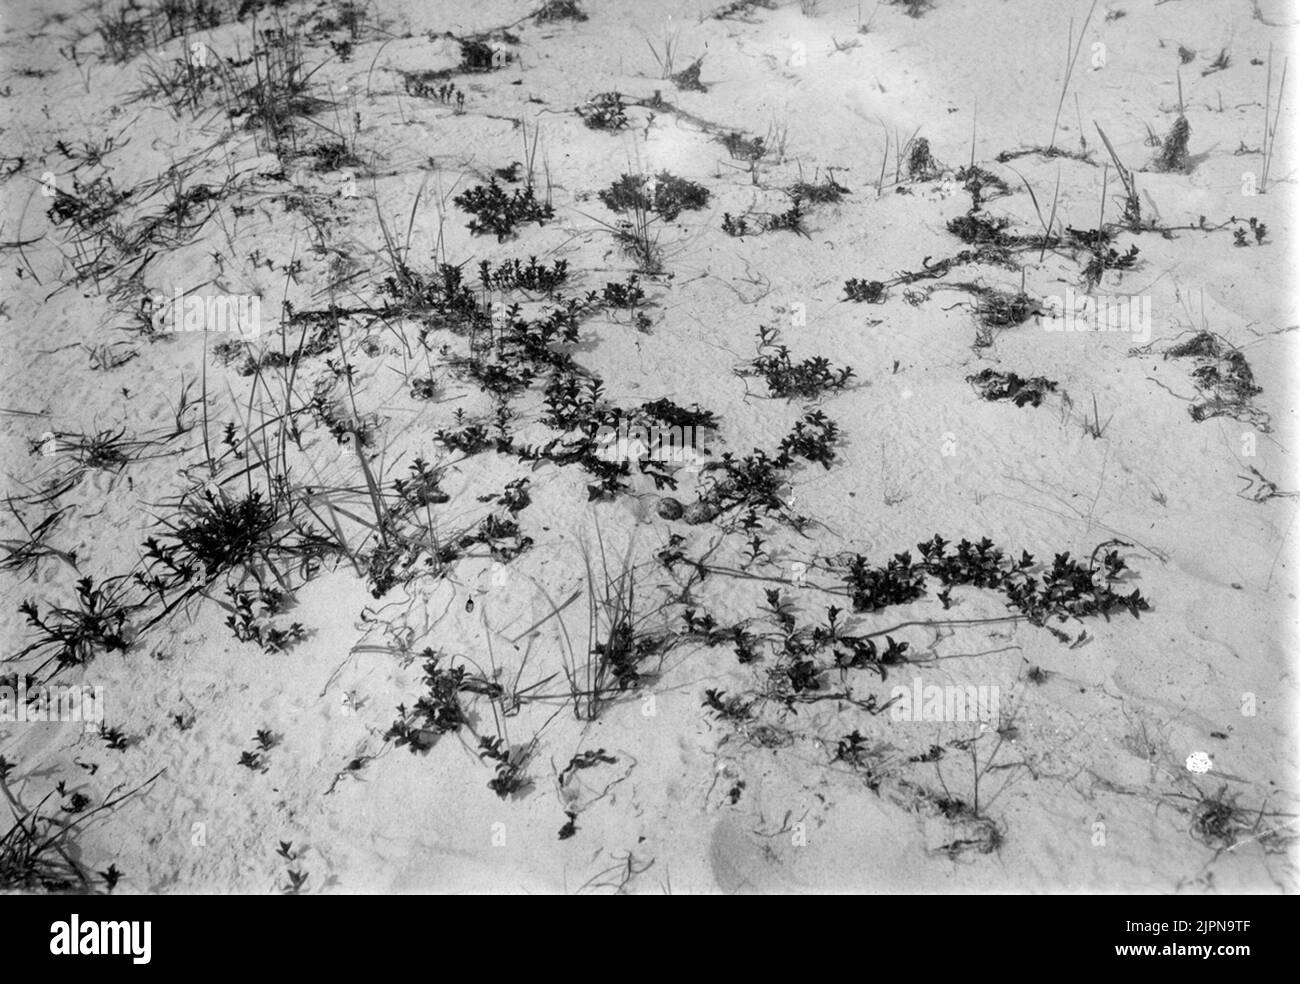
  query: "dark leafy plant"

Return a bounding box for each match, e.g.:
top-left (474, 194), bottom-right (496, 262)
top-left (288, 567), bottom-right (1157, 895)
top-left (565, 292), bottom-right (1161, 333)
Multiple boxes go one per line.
top-left (384, 650), bottom-right (473, 751)
top-left (480, 256), bottom-right (569, 294)
top-left (224, 586), bottom-right (306, 654)
top-left (435, 410), bottom-right (493, 455)
top-left (842, 533), bottom-right (1153, 626)
top-left (460, 512), bottom-right (534, 563)
top-left (742, 326), bottom-right (854, 399)
top-left (779, 410), bottom-right (840, 468)
top-left (671, 56), bottom-right (707, 92)
top-left (713, 0), bottom-right (777, 20)
top-left (454, 179), bottom-right (553, 241)
top-left (698, 449), bottom-right (792, 517)
top-left (577, 91), bottom-right (628, 130)
top-left (598, 172), bottom-right (710, 221)
top-left (1081, 242), bottom-right (1140, 287)
top-left (534, 0), bottom-right (588, 22)
top-left (600, 274), bottom-right (645, 309)
top-left (409, 376), bottom-right (440, 401)
top-left (762, 197), bottom-right (807, 234)
top-left (483, 477), bottom-right (532, 514)
top-left (844, 278), bottom-right (887, 303)
top-left (306, 140), bottom-right (362, 173)
top-left (722, 213), bottom-right (750, 237)
top-left (1155, 114), bottom-right (1191, 172)
top-left (99, 725), bottom-right (129, 751)
top-left (947, 212), bottom-right (1012, 246)
top-left (834, 730), bottom-right (872, 766)
top-left (478, 736), bottom-right (533, 798)
top-left (785, 657), bottom-right (822, 693)
top-left (843, 552), bottom-right (927, 612)
top-left (1163, 331), bottom-right (1264, 426)
top-left (721, 131), bottom-right (766, 161)
top-left (702, 688), bottom-right (753, 721)
top-left (906, 136), bottom-right (938, 179)
top-left (955, 165), bottom-right (1011, 208)
top-left (974, 289), bottom-right (1042, 328)
top-left (393, 458), bottom-right (450, 510)
top-left (966, 368), bottom-right (1058, 407)
top-left (889, 1), bottom-right (934, 20)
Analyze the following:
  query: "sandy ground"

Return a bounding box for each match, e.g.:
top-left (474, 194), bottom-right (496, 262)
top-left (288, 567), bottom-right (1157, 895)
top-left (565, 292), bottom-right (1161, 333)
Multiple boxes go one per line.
top-left (1, 0), bottom-right (1298, 894)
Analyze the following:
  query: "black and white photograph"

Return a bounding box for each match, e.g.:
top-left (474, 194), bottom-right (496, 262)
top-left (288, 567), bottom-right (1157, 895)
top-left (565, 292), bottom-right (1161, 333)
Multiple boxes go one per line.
top-left (0, 0), bottom-right (1296, 900)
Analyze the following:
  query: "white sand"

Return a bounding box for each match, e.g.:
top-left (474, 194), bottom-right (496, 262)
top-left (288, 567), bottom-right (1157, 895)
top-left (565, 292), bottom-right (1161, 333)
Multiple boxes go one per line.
top-left (0, 0), bottom-right (1296, 893)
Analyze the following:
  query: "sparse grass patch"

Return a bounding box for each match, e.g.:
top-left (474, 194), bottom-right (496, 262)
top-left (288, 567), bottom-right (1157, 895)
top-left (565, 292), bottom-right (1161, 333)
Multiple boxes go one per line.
top-left (569, 528), bottom-right (670, 720)
top-left (16, 577), bottom-right (133, 680)
top-left (138, 482), bottom-right (336, 610)
top-left (789, 171), bottom-right (850, 204)
top-left (0, 509), bottom-right (76, 578)
top-left (1261, 48), bottom-right (1288, 193)
top-left (2, 771), bottom-right (155, 893)
top-left (1185, 785), bottom-right (1293, 854)
top-left (227, 24), bottom-right (326, 157)
top-left (1047, 1), bottom-right (1097, 152)
top-left (96, 3), bottom-right (149, 64)
top-left (304, 141), bottom-right (363, 173)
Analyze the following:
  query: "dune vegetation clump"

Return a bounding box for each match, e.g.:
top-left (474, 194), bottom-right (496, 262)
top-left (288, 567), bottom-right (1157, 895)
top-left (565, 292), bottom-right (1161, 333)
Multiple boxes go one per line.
top-left (1155, 114), bottom-right (1191, 172)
